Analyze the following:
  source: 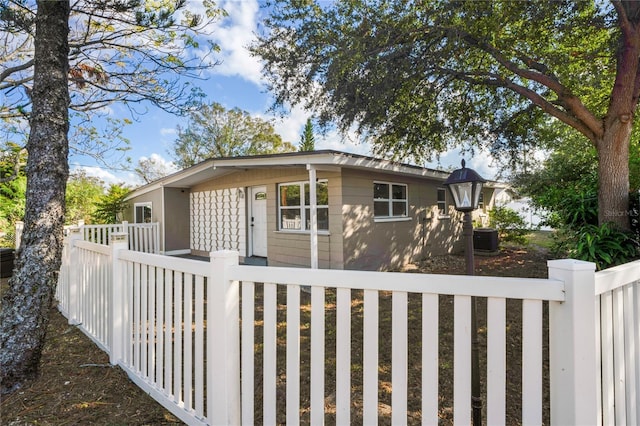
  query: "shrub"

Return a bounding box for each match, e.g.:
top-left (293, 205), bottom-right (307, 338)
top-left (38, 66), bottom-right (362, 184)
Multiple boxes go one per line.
top-left (488, 206), bottom-right (529, 245)
top-left (569, 223), bottom-right (639, 270)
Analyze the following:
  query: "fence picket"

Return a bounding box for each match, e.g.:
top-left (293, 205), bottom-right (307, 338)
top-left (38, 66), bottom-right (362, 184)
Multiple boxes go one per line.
top-left (600, 291), bottom-right (615, 425)
top-left (623, 283), bottom-right (638, 426)
top-left (148, 265), bottom-right (156, 382)
top-left (134, 263), bottom-right (141, 373)
top-left (422, 293), bottom-right (439, 426)
top-left (453, 295), bottom-right (472, 425)
top-left (310, 286), bottom-right (325, 424)
top-left (286, 285), bottom-right (301, 426)
top-left (241, 282), bottom-right (255, 425)
top-left (613, 287), bottom-right (627, 425)
top-left (174, 271), bottom-right (183, 404)
top-left (263, 282), bottom-right (277, 425)
top-left (634, 282), bottom-right (640, 425)
top-left (391, 291), bottom-right (408, 425)
top-left (184, 273), bottom-right (193, 412)
top-left (195, 274), bottom-right (205, 418)
top-left (363, 289), bottom-right (379, 425)
top-left (336, 287), bottom-right (351, 425)
top-left (164, 268), bottom-right (173, 396)
top-left (522, 299), bottom-right (542, 425)
top-left (487, 297), bottom-right (506, 426)
top-left (141, 265), bottom-right (148, 378)
top-left (156, 267), bottom-right (164, 390)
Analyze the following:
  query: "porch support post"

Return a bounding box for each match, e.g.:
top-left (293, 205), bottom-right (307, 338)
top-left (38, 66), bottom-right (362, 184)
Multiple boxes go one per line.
top-left (208, 250), bottom-right (241, 425)
top-left (307, 164), bottom-right (318, 269)
top-left (547, 259), bottom-right (598, 426)
top-left (109, 232), bottom-right (128, 365)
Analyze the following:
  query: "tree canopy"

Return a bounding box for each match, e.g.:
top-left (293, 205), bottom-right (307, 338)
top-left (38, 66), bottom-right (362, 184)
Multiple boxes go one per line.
top-left (0, 0), bottom-right (225, 169)
top-left (171, 102), bottom-right (295, 169)
top-left (253, 0), bottom-right (638, 229)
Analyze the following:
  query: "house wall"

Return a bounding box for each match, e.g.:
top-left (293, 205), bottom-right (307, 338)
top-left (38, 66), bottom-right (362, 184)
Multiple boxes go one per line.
top-left (124, 188), bottom-right (165, 252)
top-left (341, 169), bottom-right (464, 271)
top-left (164, 187), bottom-right (190, 253)
top-left (190, 168), bottom-right (344, 269)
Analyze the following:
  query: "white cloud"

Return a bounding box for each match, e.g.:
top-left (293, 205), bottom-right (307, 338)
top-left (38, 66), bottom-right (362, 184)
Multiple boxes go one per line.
top-left (70, 164), bottom-right (123, 186)
top-left (160, 127), bottom-right (176, 136)
top-left (267, 104), bottom-right (308, 144)
top-left (139, 153), bottom-right (179, 174)
top-left (203, 0), bottom-right (264, 86)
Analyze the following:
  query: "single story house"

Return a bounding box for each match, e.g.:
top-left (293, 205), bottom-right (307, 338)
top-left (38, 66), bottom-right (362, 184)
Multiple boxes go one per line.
top-left (123, 150), bottom-right (507, 271)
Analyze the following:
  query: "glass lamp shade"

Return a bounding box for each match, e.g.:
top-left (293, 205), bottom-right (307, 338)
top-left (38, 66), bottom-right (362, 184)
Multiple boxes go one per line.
top-left (444, 160), bottom-right (486, 212)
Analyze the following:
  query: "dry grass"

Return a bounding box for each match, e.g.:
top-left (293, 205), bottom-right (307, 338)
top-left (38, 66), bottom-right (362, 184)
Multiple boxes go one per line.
top-left (1, 239), bottom-right (551, 425)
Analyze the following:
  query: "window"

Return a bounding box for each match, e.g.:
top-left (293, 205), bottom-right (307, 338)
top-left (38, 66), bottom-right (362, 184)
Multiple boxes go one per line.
top-left (134, 202), bottom-right (152, 223)
top-left (278, 180), bottom-right (329, 231)
top-left (373, 182), bottom-right (408, 218)
top-left (437, 188), bottom-right (448, 216)
top-left (478, 191), bottom-right (485, 212)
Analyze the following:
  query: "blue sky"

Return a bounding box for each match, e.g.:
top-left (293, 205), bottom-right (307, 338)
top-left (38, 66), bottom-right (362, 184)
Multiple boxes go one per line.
top-left (71, 0), bottom-right (501, 187)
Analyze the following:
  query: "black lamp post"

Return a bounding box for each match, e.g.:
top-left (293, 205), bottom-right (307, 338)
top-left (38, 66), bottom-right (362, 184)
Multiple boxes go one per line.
top-left (444, 159), bottom-right (486, 426)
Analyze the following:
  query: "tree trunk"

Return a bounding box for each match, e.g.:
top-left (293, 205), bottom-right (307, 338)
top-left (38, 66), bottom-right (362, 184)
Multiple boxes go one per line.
top-left (597, 124), bottom-right (631, 230)
top-left (0, 1), bottom-right (70, 395)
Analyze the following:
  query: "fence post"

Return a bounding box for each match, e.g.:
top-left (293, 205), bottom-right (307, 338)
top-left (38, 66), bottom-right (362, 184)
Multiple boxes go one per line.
top-left (207, 250), bottom-right (241, 425)
top-left (14, 221), bottom-right (23, 250)
top-left (121, 221), bottom-right (130, 250)
top-left (67, 227), bottom-right (84, 325)
top-left (109, 232), bottom-right (128, 365)
top-left (547, 259), bottom-right (598, 426)
top-left (154, 222), bottom-right (160, 254)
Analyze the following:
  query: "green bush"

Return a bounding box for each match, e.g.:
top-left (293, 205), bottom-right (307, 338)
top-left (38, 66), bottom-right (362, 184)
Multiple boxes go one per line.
top-left (488, 206), bottom-right (529, 245)
top-left (569, 223), bottom-right (639, 270)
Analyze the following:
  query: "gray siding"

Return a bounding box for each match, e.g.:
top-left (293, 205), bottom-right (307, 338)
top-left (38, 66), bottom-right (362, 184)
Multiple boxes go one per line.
top-left (164, 187), bottom-right (190, 252)
top-left (341, 169), bottom-right (462, 271)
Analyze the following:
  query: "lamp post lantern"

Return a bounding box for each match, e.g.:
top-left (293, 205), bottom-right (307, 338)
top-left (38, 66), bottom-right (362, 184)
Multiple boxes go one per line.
top-left (444, 159), bottom-right (486, 426)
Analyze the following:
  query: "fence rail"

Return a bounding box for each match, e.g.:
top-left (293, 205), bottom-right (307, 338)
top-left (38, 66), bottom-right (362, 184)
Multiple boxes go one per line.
top-left (56, 232), bottom-right (640, 426)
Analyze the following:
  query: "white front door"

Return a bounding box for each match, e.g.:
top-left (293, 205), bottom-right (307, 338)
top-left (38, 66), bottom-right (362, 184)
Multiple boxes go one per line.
top-left (249, 186), bottom-right (268, 257)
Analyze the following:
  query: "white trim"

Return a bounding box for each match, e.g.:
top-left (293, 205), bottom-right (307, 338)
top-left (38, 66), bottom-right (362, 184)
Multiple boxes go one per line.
top-left (125, 151), bottom-right (494, 201)
top-left (308, 166), bottom-right (318, 269)
top-left (374, 217), bottom-right (412, 223)
top-left (134, 202), bottom-right (152, 223)
top-left (164, 249), bottom-right (191, 256)
top-left (277, 179), bottom-right (329, 232)
top-left (274, 230), bottom-right (331, 236)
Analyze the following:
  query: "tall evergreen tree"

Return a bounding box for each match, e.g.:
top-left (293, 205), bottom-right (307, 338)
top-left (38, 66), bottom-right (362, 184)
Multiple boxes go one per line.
top-left (299, 118), bottom-right (315, 151)
top-left (0, 0), bottom-right (70, 394)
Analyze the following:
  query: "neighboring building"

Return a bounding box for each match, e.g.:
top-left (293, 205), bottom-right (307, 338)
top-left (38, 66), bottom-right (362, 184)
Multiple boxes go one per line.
top-left (123, 150), bottom-right (507, 271)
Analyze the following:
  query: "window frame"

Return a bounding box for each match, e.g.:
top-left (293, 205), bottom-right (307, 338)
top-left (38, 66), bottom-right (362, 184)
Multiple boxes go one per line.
top-left (134, 202), bottom-right (153, 223)
top-left (373, 181), bottom-right (410, 222)
top-left (277, 179), bottom-right (329, 232)
top-left (437, 188), bottom-right (449, 218)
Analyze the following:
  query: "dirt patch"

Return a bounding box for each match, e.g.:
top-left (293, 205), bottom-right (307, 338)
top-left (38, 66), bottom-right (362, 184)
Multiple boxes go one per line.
top-left (0, 305), bottom-right (181, 425)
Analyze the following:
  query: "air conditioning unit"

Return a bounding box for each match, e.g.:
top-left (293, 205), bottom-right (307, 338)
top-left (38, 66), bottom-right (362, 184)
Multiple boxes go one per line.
top-left (473, 228), bottom-right (499, 252)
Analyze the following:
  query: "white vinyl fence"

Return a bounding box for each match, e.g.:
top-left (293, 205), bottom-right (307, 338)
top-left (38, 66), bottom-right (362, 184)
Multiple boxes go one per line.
top-left (56, 232), bottom-right (640, 426)
top-left (15, 220), bottom-right (159, 253)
